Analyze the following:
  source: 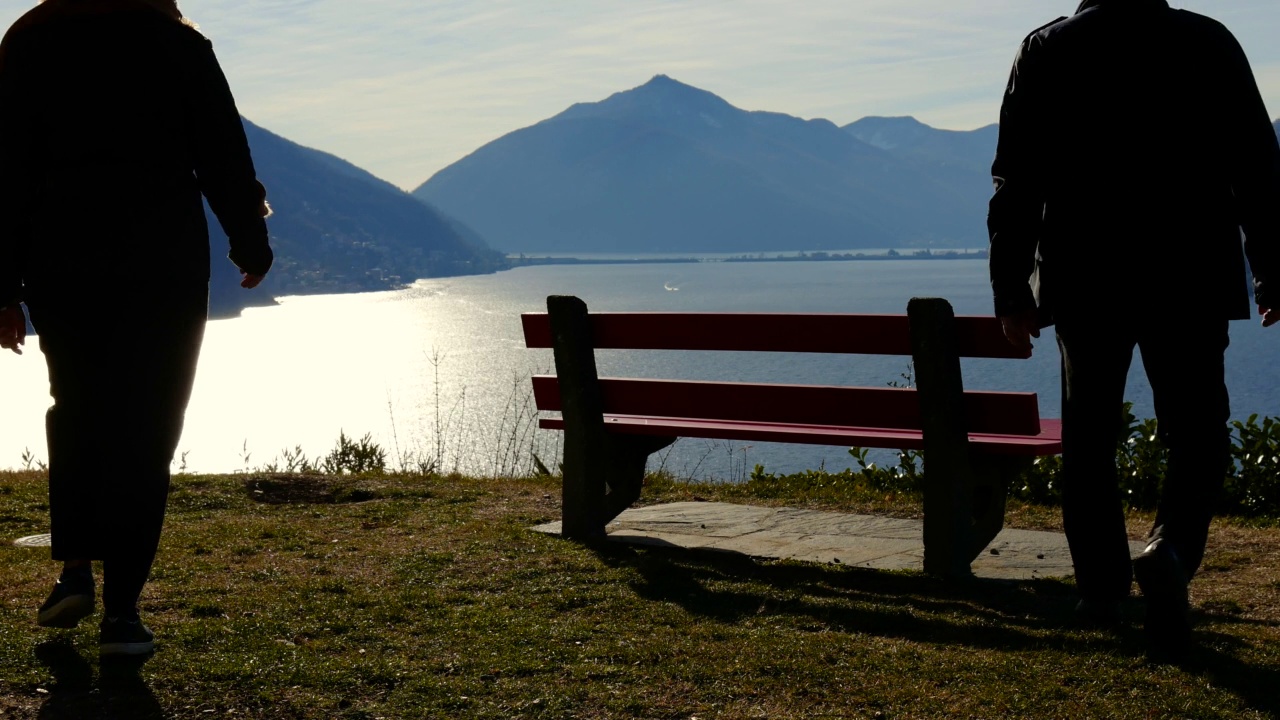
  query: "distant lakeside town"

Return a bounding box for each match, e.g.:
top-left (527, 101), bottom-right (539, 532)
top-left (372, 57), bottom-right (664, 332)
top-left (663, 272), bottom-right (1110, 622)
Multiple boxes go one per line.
top-left (506, 248), bottom-right (989, 267)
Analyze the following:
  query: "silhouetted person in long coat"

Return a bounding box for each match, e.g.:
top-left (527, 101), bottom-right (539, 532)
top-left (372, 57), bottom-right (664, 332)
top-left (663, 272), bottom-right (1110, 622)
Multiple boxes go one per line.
top-left (0, 0), bottom-right (272, 657)
top-left (989, 0), bottom-right (1280, 661)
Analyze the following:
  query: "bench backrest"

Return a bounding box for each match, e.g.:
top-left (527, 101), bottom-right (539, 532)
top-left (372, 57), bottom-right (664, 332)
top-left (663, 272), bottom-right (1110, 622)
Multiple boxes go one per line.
top-left (522, 309), bottom-right (1043, 437)
top-left (521, 312), bottom-right (1029, 359)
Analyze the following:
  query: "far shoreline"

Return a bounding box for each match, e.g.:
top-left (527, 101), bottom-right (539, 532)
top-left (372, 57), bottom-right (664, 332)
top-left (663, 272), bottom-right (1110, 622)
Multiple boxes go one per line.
top-left (506, 248), bottom-right (989, 267)
top-left (207, 247), bottom-right (990, 320)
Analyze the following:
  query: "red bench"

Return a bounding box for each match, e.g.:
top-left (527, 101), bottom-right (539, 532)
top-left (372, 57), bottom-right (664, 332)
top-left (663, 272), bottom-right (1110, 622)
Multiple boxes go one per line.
top-left (522, 295), bottom-right (1061, 578)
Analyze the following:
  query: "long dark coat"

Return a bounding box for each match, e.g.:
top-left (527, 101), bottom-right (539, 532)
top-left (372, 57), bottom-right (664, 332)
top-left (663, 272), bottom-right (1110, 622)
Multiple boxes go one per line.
top-left (988, 0), bottom-right (1280, 323)
top-left (0, 0), bottom-right (272, 310)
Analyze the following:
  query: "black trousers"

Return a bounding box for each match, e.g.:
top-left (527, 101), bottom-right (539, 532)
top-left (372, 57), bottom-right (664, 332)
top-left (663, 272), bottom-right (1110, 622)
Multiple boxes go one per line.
top-left (1055, 313), bottom-right (1231, 602)
top-left (28, 282), bottom-right (208, 613)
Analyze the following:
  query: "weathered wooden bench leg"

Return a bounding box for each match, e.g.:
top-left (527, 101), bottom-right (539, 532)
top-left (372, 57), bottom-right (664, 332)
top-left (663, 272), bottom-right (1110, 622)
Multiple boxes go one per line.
top-left (967, 455), bottom-right (1028, 560)
top-left (548, 295), bottom-right (675, 539)
top-left (908, 297), bottom-right (977, 579)
top-left (603, 435), bottom-right (677, 522)
top-left (548, 295), bottom-right (609, 538)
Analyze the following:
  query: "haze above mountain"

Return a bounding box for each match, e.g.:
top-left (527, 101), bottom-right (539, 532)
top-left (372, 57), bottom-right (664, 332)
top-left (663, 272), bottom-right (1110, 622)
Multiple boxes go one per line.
top-left (206, 119), bottom-right (502, 317)
top-left (414, 75), bottom-right (999, 255)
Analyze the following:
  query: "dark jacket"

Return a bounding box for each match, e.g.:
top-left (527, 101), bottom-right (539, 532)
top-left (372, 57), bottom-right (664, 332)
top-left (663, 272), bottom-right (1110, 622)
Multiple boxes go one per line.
top-left (988, 0), bottom-right (1280, 322)
top-left (0, 0), bottom-right (272, 309)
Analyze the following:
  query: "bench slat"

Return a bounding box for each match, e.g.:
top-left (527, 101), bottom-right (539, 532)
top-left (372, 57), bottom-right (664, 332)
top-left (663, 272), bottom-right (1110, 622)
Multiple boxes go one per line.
top-left (532, 375), bottom-right (1043, 436)
top-left (521, 312), bottom-right (1029, 359)
top-left (537, 416), bottom-right (1063, 457)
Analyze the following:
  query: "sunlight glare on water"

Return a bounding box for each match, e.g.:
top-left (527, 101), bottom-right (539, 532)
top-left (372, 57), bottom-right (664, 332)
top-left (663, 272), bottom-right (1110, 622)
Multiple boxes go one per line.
top-left (0, 260), bottom-right (1276, 477)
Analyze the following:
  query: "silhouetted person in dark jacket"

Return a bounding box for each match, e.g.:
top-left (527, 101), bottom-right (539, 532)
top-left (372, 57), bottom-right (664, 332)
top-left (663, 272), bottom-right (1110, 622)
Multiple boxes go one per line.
top-left (989, 0), bottom-right (1280, 661)
top-left (0, 0), bottom-right (273, 657)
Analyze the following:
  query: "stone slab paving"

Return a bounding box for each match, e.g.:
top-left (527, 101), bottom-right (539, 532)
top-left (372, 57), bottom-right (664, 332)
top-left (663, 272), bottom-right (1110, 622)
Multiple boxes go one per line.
top-left (533, 501), bottom-right (1148, 580)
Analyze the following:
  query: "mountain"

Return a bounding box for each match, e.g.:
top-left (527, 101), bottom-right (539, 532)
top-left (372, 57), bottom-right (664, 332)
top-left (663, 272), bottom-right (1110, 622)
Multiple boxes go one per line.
top-left (844, 116), bottom-right (997, 175)
top-left (413, 75), bottom-right (988, 254)
top-left (843, 116), bottom-right (998, 238)
top-left (206, 119), bottom-right (505, 317)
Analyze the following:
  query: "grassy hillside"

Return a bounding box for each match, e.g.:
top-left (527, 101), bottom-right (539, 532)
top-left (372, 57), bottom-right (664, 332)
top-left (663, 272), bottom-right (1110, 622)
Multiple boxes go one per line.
top-left (0, 471), bottom-right (1278, 719)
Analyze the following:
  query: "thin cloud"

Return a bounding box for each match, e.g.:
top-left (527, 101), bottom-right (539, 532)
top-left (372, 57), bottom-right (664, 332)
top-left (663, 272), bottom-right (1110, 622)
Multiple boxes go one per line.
top-left (0, 0), bottom-right (1277, 189)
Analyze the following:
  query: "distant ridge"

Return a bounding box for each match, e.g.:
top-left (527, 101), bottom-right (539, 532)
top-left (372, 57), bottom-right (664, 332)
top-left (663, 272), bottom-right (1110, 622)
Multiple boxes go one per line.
top-left (206, 119), bottom-right (504, 317)
top-left (413, 75), bottom-right (989, 255)
top-left (414, 79), bottom-right (1280, 258)
top-left (843, 116), bottom-right (998, 174)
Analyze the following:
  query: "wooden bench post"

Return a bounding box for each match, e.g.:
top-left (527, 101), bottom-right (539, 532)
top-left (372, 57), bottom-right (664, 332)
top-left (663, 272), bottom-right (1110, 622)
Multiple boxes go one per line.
top-left (546, 296), bottom-right (608, 538)
top-left (546, 295), bottom-right (674, 539)
top-left (908, 297), bottom-right (1021, 577)
top-left (908, 297), bottom-right (979, 579)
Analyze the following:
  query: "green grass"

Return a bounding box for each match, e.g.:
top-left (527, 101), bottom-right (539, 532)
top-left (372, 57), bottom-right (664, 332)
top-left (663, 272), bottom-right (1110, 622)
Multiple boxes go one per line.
top-left (0, 469), bottom-right (1279, 719)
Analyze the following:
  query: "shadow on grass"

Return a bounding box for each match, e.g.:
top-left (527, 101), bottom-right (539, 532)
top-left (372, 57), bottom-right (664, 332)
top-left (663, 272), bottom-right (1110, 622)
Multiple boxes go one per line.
top-left (1181, 625), bottom-right (1280, 717)
top-left (592, 541), bottom-right (1131, 651)
top-left (591, 541), bottom-right (1280, 717)
top-left (35, 640), bottom-right (165, 720)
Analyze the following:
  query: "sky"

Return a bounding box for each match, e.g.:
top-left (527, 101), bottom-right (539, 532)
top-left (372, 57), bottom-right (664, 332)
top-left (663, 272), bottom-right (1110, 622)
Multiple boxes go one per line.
top-left (2, 0), bottom-right (1279, 191)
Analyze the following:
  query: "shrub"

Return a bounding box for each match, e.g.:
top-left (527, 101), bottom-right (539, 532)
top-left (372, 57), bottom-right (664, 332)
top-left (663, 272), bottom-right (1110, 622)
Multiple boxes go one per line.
top-left (1006, 405), bottom-right (1280, 518)
top-left (1011, 402), bottom-right (1165, 508)
top-left (1223, 414), bottom-right (1280, 518)
top-left (844, 446), bottom-right (925, 494)
top-left (831, 402), bottom-right (1280, 519)
top-left (322, 431), bottom-right (387, 476)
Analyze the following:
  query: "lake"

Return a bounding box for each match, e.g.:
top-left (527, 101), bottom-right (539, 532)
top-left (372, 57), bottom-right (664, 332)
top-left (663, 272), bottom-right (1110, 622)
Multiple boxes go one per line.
top-left (0, 259), bottom-right (1276, 477)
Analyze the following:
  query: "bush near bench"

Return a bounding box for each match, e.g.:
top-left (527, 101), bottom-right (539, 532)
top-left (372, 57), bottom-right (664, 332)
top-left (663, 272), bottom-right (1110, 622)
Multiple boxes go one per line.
top-left (754, 404), bottom-right (1280, 520)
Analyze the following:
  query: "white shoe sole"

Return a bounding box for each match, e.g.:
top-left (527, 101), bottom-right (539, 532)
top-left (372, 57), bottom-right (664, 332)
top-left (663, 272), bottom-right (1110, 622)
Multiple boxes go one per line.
top-left (37, 594), bottom-right (93, 629)
top-left (100, 640), bottom-right (155, 656)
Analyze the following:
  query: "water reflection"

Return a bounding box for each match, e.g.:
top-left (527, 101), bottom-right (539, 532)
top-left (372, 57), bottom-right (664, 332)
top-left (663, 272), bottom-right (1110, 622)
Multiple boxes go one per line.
top-left (0, 261), bottom-right (1275, 478)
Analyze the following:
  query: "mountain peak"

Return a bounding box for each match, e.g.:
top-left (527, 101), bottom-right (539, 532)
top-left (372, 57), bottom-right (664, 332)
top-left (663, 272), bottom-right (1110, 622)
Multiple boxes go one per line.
top-left (853, 115), bottom-right (930, 128)
top-left (843, 116), bottom-right (934, 150)
top-left (642, 73), bottom-right (680, 87)
top-left (552, 74), bottom-right (736, 125)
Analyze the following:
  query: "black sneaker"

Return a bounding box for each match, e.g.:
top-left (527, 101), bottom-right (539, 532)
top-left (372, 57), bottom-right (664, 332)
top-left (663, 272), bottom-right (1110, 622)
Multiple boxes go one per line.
top-left (37, 573), bottom-right (95, 629)
top-left (99, 616), bottom-right (155, 657)
top-left (1133, 536), bottom-right (1192, 663)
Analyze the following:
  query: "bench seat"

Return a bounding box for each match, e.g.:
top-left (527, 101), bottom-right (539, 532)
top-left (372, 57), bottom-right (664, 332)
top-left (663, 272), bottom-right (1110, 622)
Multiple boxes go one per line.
top-left (538, 415), bottom-right (1062, 456)
top-left (530, 374), bottom-right (1062, 456)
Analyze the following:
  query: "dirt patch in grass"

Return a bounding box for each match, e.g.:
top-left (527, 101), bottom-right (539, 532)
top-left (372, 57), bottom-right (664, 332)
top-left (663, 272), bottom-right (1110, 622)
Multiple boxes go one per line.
top-left (243, 475), bottom-right (382, 505)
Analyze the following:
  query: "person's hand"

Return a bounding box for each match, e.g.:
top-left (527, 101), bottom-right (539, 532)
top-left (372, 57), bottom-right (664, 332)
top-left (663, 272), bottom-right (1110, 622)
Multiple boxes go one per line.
top-left (1261, 305), bottom-right (1278, 328)
top-left (999, 308), bottom-right (1040, 356)
top-left (0, 304), bottom-right (25, 355)
top-left (241, 273), bottom-right (265, 289)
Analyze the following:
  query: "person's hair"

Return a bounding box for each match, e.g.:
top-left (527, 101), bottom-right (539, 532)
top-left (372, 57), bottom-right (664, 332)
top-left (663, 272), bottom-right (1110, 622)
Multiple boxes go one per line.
top-left (38, 0), bottom-right (196, 28)
top-left (141, 0), bottom-right (184, 22)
